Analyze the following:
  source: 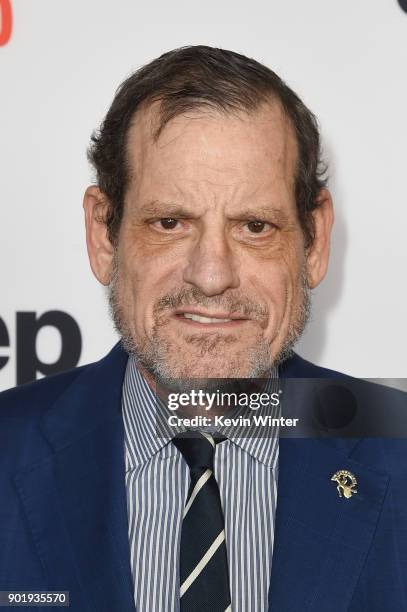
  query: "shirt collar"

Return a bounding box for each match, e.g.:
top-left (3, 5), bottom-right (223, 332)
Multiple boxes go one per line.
top-left (122, 355), bottom-right (279, 469)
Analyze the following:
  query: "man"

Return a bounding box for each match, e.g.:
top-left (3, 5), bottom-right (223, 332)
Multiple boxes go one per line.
top-left (0, 46), bottom-right (406, 611)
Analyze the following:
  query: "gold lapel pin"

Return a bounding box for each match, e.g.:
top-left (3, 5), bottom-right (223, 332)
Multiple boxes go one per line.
top-left (331, 470), bottom-right (358, 499)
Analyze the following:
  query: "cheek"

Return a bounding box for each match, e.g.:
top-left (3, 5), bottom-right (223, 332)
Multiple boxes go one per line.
top-left (247, 252), bottom-right (303, 334)
top-left (117, 243), bottom-right (184, 329)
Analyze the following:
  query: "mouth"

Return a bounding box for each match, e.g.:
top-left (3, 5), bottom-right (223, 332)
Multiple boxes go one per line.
top-left (173, 309), bottom-right (249, 327)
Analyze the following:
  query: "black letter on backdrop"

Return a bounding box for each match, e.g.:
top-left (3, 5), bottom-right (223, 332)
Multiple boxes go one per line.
top-left (0, 317), bottom-right (10, 372)
top-left (16, 311), bottom-right (82, 385)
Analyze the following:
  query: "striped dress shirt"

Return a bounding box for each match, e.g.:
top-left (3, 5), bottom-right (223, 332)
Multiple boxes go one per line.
top-left (122, 355), bottom-right (279, 612)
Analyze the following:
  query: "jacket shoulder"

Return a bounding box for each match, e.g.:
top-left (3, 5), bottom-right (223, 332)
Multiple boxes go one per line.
top-left (0, 364), bottom-right (89, 419)
top-left (281, 352), bottom-right (349, 379)
top-left (0, 363), bottom-right (96, 470)
top-left (0, 344), bottom-right (126, 471)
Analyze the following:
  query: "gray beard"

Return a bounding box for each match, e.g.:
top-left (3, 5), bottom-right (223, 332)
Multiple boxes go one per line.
top-left (107, 256), bottom-right (311, 390)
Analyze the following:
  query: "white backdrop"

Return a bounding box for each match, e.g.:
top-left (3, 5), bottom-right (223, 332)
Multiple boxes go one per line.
top-left (1, 0), bottom-right (406, 391)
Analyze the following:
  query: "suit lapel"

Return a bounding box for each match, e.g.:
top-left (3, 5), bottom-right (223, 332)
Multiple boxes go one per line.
top-left (14, 344), bottom-right (136, 612)
top-left (268, 354), bottom-right (391, 611)
top-left (268, 437), bottom-right (389, 612)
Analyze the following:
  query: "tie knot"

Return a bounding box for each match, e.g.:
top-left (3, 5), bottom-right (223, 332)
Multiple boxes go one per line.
top-left (172, 431), bottom-right (221, 471)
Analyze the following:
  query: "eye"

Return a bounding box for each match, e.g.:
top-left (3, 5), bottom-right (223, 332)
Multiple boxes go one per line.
top-left (246, 220), bottom-right (271, 234)
top-left (158, 218), bottom-right (179, 230)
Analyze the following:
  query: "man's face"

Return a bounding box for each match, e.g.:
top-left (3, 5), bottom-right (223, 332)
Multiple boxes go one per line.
top-left (85, 102), bottom-right (332, 382)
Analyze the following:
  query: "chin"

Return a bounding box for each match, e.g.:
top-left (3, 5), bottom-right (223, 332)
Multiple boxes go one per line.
top-left (176, 362), bottom-right (249, 379)
top-left (156, 343), bottom-right (274, 380)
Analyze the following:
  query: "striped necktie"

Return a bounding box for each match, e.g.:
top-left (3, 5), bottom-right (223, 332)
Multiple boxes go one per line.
top-left (172, 431), bottom-right (232, 612)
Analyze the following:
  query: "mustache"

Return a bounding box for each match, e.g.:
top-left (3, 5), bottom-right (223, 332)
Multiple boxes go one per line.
top-left (153, 286), bottom-right (269, 320)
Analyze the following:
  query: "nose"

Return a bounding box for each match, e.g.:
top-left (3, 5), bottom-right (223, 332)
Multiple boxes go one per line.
top-left (182, 227), bottom-right (240, 296)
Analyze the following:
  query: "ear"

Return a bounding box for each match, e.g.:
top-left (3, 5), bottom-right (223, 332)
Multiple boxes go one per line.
top-left (83, 185), bottom-right (115, 286)
top-left (306, 188), bottom-right (334, 289)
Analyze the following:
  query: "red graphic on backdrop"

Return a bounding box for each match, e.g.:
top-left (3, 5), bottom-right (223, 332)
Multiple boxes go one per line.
top-left (0, 0), bottom-right (12, 46)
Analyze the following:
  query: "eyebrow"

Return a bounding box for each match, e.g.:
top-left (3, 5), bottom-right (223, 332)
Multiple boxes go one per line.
top-left (139, 200), bottom-right (198, 218)
top-left (235, 207), bottom-right (290, 224)
top-left (139, 199), bottom-right (290, 223)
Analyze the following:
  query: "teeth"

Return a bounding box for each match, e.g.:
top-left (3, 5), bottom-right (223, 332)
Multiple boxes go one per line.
top-left (183, 313), bottom-right (232, 324)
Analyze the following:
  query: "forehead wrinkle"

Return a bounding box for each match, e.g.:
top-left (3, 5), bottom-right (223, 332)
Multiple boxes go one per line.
top-left (184, 177), bottom-right (247, 189)
top-left (178, 177), bottom-right (257, 217)
top-left (168, 176), bottom-right (247, 207)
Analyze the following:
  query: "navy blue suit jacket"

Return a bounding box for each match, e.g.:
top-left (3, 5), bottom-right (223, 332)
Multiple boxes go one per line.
top-left (1, 343), bottom-right (407, 611)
